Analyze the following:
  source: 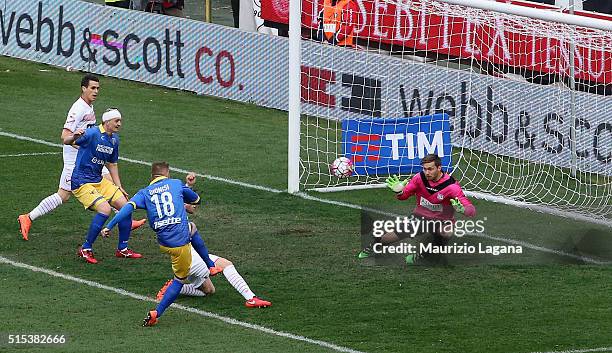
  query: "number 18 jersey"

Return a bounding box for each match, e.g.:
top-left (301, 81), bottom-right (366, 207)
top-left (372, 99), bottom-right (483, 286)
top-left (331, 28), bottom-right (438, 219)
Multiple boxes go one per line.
top-left (127, 176), bottom-right (200, 248)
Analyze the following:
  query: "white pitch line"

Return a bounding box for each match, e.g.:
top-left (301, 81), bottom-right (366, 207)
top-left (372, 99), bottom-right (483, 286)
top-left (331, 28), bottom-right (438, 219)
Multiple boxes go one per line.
top-left (0, 131), bottom-right (283, 194)
top-left (0, 151), bottom-right (60, 157)
top-left (0, 255), bottom-right (364, 353)
top-left (471, 233), bottom-right (612, 265)
top-left (529, 347), bottom-right (612, 353)
top-left (0, 130), bottom-right (608, 264)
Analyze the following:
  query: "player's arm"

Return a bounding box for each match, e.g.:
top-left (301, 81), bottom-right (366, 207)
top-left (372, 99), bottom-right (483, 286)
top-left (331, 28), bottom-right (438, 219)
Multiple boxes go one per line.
top-left (386, 174), bottom-right (418, 200)
top-left (62, 127), bottom-right (86, 145)
top-left (62, 108), bottom-right (80, 144)
top-left (106, 144), bottom-right (128, 196)
top-left (449, 186), bottom-right (476, 217)
top-left (105, 162), bottom-right (127, 196)
top-left (102, 193), bottom-right (145, 236)
top-left (185, 172), bottom-right (196, 189)
top-left (102, 203), bottom-right (134, 237)
top-left (183, 186), bottom-right (201, 205)
top-left (184, 172), bottom-right (198, 214)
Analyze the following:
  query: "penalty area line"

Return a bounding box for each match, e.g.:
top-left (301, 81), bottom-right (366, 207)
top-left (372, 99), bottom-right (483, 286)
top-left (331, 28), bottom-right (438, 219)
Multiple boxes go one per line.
top-left (0, 151), bottom-right (61, 158)
top-left (529, 346), bottom-right (612, 353)
top-left (0, 255), bottom-right (364, 353)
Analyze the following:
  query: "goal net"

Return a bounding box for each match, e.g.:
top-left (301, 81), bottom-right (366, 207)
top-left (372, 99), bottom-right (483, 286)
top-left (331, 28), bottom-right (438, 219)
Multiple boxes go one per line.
top-left (294, 0), bottom-right (612, 224)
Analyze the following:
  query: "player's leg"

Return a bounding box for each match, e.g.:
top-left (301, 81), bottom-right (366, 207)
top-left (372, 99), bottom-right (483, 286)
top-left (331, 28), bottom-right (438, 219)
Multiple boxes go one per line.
top-left (182, 251), bottom-right (214, 297)
top-left (158, 251), bottom-right (213, 299)
top-left (73, 183), bottom-right (113, 264)
top-left (144, 244), bottom-right (191, 326)
top-left (18, 166), bottom-right (74, 240)
top-left (358, 231), bottom-right (403, 259)
top-left (102, 170), bottom-right (146, 230)
top-left (163, 277), bottom-right (212, 298)
top-left (188, 222), bottom-right (216, 269)
top-left (199, 277), bottom-right (216, 295)
top-left (405, 218), bottom-right (452, 265)
top-left (166, 251), bottom-right (271, 307)
top-left (107, 181), bottom-right (141, 258)
top-left (426, 225), bottom-right (453, 265)
top-left (213, 256), bottom-right (271, 307)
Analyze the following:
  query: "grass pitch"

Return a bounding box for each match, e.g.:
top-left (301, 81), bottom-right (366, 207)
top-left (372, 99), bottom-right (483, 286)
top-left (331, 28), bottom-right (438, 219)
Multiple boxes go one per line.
top-left (1, 56), bottom-right (611, 353)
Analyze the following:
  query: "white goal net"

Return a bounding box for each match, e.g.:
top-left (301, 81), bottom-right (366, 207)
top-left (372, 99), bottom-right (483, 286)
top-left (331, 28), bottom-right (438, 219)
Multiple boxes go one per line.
top-left (294, 0), bottom-right (612, 224)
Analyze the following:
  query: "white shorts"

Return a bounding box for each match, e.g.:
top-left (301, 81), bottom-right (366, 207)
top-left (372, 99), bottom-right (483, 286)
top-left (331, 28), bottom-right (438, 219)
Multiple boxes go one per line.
top-left (187, 249), bottom-right (216, 287)
top-left (59, 164), bottom-right (110, 191)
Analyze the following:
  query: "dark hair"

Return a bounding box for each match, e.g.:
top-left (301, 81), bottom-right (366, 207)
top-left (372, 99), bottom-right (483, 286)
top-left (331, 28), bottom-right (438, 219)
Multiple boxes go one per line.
top-left (421, 154), bottom-right (441, 167)
top-left (81, 74), bottom-right (99, 88)
top-left (151, 161), bottom-right (170, 177)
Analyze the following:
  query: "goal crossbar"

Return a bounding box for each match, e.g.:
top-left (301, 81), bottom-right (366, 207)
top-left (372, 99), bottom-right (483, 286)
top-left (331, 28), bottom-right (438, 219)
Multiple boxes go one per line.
top-left (435, 0), bottom-right (612, 31)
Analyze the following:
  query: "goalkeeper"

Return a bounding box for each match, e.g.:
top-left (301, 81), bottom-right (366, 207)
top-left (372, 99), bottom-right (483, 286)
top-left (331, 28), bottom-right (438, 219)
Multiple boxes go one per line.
top-left (358, 154), bottom-right (476, 264)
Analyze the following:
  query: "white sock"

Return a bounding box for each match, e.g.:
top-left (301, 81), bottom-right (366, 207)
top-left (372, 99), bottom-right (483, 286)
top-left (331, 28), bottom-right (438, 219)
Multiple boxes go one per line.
top-left (180, 284), bottom-right (206, 297)
top-left (223, 265), bottom-right (255, 300)
top-left (29, 193), bottom-right (63, 221)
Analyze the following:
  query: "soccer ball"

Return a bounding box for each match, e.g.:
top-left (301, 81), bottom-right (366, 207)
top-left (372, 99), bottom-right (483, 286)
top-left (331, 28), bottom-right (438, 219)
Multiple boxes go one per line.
top-left (330, 157), bottom-right (353, 178)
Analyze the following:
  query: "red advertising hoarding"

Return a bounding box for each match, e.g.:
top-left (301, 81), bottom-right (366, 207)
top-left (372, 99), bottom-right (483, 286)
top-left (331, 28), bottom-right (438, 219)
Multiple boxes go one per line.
top-left (262, 0), bottom-right (612, 84)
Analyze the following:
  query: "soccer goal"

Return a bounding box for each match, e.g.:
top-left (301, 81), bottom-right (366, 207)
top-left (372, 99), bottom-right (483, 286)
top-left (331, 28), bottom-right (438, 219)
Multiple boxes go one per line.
top-left (287, 0), bottom-right (612, 226)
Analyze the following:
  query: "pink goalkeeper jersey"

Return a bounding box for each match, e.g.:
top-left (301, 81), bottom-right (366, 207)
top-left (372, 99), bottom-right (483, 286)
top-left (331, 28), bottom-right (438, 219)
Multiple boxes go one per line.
top-left (396, 172), bottom-right (476, 220)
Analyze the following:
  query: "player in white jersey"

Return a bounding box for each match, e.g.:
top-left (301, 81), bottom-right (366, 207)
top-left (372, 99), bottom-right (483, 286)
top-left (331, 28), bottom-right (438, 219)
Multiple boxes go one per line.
top-left (156, 245), bottom-right (271, 308)
top-left (155, 173), bottom-right (271, 308)
top-left (18, 75), bottom-right (145, 240)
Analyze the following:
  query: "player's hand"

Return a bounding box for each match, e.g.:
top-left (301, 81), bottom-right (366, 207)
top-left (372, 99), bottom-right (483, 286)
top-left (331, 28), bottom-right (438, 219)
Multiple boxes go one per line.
top-left (385, 175), bottom-right (407, 193)
top-left (101, 228), bottom-right (111, 238)
top-left (185, 172), bottom-right (196, 188)
top-left (184, 204), bottom-right (197, 214)
top-left (73, 128), bottom-right (85, 138)
top-left (118, 186), bottom-right (129, 199)
top-left (209, 266), bottom-right (222, 276)
top-left (451, 198), bottom-right (465, 214)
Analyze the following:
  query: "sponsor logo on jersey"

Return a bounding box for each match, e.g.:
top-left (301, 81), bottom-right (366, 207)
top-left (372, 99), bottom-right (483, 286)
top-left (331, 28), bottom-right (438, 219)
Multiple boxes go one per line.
top-left (154, 217), bottom-right (182, 229)
top-left (91, 157), bottom-right (106, 165)
top-left (419, 197), bottom-right (442, 212)
top-left (96, 144), bottom-right (114, 154)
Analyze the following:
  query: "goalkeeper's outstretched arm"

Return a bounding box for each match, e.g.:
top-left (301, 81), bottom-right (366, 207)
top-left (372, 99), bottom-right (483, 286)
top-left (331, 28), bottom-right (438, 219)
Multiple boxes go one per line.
top-left (395, 175), bottom-right (419, 200)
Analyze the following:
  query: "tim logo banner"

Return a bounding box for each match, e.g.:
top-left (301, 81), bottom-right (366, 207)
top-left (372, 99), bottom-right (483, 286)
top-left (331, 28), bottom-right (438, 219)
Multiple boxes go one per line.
top-left (342, 113), bottom-right (452, 175)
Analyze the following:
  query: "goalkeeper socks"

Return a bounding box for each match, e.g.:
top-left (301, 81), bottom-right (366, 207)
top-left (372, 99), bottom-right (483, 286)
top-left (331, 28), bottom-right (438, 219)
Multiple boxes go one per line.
top-left (117, 216), bottom-right (132, 250)
top-left (83, 213), bottom-right (109, 249)
top-left (223, 265), bottom-right (255, 300)
top-left (29, 193), bottom-right (63, 221)
top-left (180, 284), bottom-right (206, 297)
top-left (156, 279), bottom-right (183, 317)
top-left (190, 231), bottom-right (216, 268)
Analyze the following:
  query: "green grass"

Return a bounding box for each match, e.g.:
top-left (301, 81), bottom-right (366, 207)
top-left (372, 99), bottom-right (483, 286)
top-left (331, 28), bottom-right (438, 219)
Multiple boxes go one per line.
top-left (1, 56), bottom-right (612, 353)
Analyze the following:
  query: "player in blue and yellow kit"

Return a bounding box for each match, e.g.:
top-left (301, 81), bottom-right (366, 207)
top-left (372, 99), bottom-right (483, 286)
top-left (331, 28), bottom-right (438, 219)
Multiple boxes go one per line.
top-left (102, 161), bottom-right (220, 326)
top-left (63, 108), bottom-right (142, 264)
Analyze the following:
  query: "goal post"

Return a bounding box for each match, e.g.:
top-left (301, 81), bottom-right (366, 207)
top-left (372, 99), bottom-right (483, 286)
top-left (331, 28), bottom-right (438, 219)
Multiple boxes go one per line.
top-left (287, 0), bottom-right (302, 193)
top-left (288, 0), bottom-right (612, 226)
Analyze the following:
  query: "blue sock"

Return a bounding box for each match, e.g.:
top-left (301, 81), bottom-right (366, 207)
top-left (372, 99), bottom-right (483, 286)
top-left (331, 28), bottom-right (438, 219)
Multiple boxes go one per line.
top-left (191, 231), bottom-right (215, 268)
top-left (117, 216), bottom-right (132, 250)
top-left (82, 213), bottom-right (109, 250)
top-left (156, 279), bottom-right (183, 317)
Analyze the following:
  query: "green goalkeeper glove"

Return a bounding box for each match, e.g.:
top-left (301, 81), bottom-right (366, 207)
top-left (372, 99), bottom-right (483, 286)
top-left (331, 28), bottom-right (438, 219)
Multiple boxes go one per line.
top-left (386, 175), bottom-right (408, 193)
top-left (450, 198), bottom-right (465, 214)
